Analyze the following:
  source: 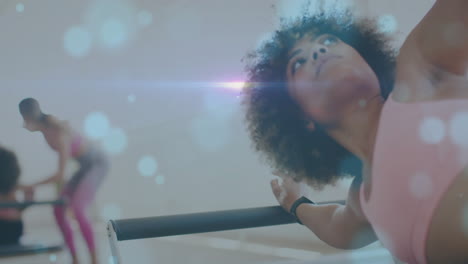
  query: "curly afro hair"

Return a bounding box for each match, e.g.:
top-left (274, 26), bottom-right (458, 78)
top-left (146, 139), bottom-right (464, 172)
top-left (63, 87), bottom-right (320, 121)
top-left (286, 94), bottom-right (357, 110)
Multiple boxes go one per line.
top-left (243, 11), bottom-right (396, 189)
top-left (0, 146), bottom-right (21, 195)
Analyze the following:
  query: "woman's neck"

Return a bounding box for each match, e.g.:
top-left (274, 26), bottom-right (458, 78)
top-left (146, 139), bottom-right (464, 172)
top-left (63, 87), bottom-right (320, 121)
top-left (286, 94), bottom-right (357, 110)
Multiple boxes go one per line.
top-left (327, 95), bottom-right (384, 164)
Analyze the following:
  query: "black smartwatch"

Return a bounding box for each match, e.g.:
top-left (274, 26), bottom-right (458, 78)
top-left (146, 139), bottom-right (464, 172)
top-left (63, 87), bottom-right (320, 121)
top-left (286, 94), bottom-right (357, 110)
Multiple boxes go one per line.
top-left (290, 196), bottom-right (315, 225)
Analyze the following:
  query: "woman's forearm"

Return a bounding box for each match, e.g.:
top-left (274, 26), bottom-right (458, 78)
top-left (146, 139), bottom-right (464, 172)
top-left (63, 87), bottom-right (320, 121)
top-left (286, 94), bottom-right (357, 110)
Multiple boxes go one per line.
top-left (296, 203), bottom-right (377, 249)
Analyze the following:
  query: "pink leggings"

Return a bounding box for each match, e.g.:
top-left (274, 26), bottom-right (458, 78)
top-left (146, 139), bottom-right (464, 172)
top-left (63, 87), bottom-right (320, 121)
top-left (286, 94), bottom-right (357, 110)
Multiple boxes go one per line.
top-left (53, 152), bottom-right (108, 258)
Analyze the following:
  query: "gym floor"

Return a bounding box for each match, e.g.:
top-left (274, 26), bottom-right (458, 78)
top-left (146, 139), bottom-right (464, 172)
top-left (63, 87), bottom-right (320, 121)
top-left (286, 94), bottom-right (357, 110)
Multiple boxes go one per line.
top-left (2, 222), bottom-right (396, 264)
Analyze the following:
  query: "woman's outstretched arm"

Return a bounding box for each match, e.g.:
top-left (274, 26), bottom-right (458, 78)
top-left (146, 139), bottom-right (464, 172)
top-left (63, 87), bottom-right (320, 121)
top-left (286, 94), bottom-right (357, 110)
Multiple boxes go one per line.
top-left (403, 0), bottom-right (468, 76)
top-left (271, 176), bottom-right (377, 249)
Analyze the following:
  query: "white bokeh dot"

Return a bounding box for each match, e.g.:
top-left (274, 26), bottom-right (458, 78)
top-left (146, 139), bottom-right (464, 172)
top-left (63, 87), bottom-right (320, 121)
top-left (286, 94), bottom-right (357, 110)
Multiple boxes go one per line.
top-left (64, 26), bottom-right (92, 58)
top-left (127, 94), bottom-right (136, 103)
top-left (49, 254), bottom-right (57, 263)
top-left (84, 112), bottom-right (110, 140)
top-left (102, 128), bottom-right (128, 155)
top-left (409, 172), bottom-right (434, 199)
top-left (155, 175), bottom-right (165, 185)
top-left (99, 18), bottom-right (128, 49)
top-left (358, 99), bottom-right (367, 108)
top-left (138, 156), bottom-right (158, 177)
top-left (419, 117), bottom-right (446, 144)
top-left (83, 0), bottom-right (138, 52)
top-left (16, 3), bottom-right (24, 13)
top-left (449, 112), bottom-right (468, 147)
top-left (378, 14), bottom-right (398, 34)
top-left (137, 10), bottom-right (153, 26)
top-left (101, 204), bottom-right (122, 220)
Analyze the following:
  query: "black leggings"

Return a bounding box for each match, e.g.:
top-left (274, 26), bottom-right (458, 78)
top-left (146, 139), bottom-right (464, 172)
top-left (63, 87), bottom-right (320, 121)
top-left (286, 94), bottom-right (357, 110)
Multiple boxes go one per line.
top-left (0, 219), bottom-right (23, 245)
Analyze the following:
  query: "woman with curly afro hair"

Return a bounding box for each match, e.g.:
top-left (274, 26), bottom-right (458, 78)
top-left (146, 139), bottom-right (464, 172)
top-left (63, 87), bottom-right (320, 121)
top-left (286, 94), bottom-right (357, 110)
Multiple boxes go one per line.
top-left (243, 2), bottom-right (468, 263)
